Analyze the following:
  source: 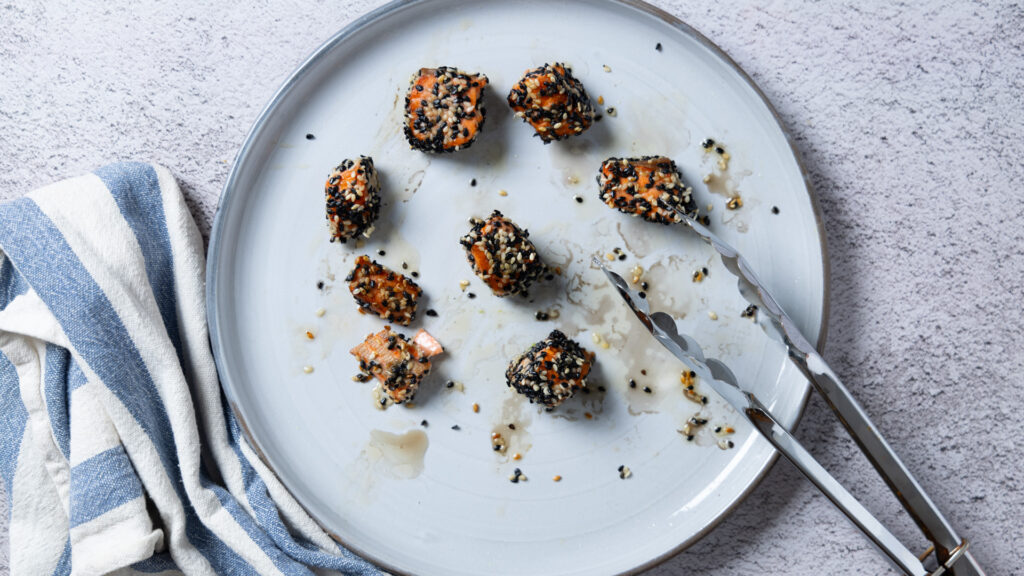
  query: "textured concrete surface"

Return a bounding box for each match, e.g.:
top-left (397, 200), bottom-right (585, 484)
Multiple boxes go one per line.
top-left (1, 1), bottom-right (1022, 574)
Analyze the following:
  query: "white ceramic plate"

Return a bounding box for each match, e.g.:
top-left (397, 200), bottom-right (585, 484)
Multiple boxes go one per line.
top-left (208, 1), bottom-right (828, 574)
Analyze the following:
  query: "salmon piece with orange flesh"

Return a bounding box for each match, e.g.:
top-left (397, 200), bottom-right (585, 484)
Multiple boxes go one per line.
top-left (345, 255), bottom-right (421, 326)
top-left (324, 156), bottom-right (381, 242)
top-left (350, 326), bottom-right (443, 405)
top-left (458, 210), bottom-right (546, 297)
top-left (507, 63), bottom-right (595, 143)
top-left (404, 66), bottom-right (488, 153)
top-left (505, 329), bottom-right (594, 408)
top-left (597, 156), bottom-right (699, 225)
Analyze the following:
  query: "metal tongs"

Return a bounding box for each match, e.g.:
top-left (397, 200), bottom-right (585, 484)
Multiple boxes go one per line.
top-left (595, 209), bottom-right (983, 576)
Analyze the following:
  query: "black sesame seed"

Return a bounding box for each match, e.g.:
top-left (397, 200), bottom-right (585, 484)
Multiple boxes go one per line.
top-left (687, 434), bottom-right (694, 441)
top-left (305, 133), bottom-right (315, 140)
top-left (640, 281), bottom-right (649, 290)
top-left (411, 271), bottom-right (419, 278)
top-left (702, 267), bottom-right (708, 275)
top-left (772, 206), bottom-right (780, 214)
top-left (598, 386), bottom-right (606, 392)
top-left (420, 419), bottom-right (429, 427)
top-left (468, 292), bottom-right (476, 299)
top-left (728, 440), bottom-right (735, 448)
top-left (618, 253), bottom-right (626, 261)
top-left (594, 114), bottom-right (603, 122)
top-left (508, 423), bottom-right (516, 430)
top-left (425, 309), bottom-right (438, 317)
top-left (401, 262), bottom-right (409, 270)
top-left (451, 424), bottom-right (461, 430)
top-left (715, 146), bottom-right (725, 154)
top-left (574, 195), bottom-right (583, 203)
top-left (655, 42), bottom-right (663, 52)
top-left (446, 380), bottom-right (455, 388)
top-left (377, 249), bottom-right (386, 256)
top-left (643, 386), bottom-right (652, 394)
top-left (471, 178), bottom-right (477, 186)
top-left (629, 379), bottom-right (637, 389)
top-left (638, 291), bottom-right (646, 299)
top-left (316, 281), bottom-right (324, 290)
top-left (617, 465), bottom-right (625, 472)
top-left (641, 369), bottom-right (647, 375)
top-left (701, 138), bottom-right (715, 149)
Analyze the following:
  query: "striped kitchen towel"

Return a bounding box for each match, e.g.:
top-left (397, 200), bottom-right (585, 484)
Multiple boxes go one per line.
top-left (0, 163), bottom-right (381, 576)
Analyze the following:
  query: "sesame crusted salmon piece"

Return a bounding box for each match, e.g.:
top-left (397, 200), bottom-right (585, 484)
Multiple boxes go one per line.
top-left (506, 330), bottom-right (594, 408)
top-left (350, 326), bottom-right (443, 404)
top-left (325, 156), bottom-right (381, 242)
top-left (597, 156), bottom-right (699, 224)
top-left (346, 255), bottom-right (421, 325)
top-left (404, 66), bottom-right (488, 153)
top-left (459, 210), bottom-right (546, 297)
top-left (508, 63), bottom-right (594, 143)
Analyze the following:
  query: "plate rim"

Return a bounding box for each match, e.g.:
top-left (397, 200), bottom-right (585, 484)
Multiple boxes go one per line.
top-left (205, 1), bottom-right (832, 574)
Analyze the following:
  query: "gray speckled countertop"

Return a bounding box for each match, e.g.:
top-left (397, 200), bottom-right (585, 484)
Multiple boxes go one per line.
top-left (1, 1), bottom-right (1021, 574)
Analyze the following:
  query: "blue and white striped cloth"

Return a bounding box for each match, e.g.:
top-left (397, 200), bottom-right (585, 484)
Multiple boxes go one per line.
top-left (0, 163), bottom-right (381, 575)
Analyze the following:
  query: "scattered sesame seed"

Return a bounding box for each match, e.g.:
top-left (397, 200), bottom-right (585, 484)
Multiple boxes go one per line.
top-left (411, 271), bottom-right (419, 278)
top-left (629, 379), bottom-right (637, 389)
top-left (377, 249), bottom-right (386, 256)
top-left (726, 196), bottom-right (743, 210)
top-left (708, 311), bottom-right (719, 320)
top-left (618, 465), bottom-right (632, 479)
top-left (655, 42), bottom-right (663, 52)
top-left (584, 412), bottom-right (593, 419)
top-left (302, 365), bottom-right (314, 374)
top-left (508, 423), bottom-right (516, 430)
top-left (316, 281), bottom-right (324, 290)
top-left (446, 380), bottom-right (455, 388)
top-left (305, 331), bottom-right (315, 340)
top-left (605, 107), bottom-right (617, 117)
top-left (606, 253), bottom-right (616, 261)
top-left (459, 279), bottom-right (470, 291)
top-left (305, 133), bottom-right (315, 140)
top-left (638, 291), bottom-right (646, 299)
top-left (472, 402), bottom-right (480, 413)
top-left (512, 452), bottom-right (522, 460)
top-left (425, 309), bottom-right (438, 317)
top-left (643, 386), bottom-right (652, 394)
top-left (420, 419), bottom-right (429, 427)
top-left (640, 281), bottom-right (649, 290)
top-left (467, 292), bottom-right (476, 299)
top-left (574, 195), bottom-right (583, 203)
top-left (401, 261), bottom-right (409, 270)
top-left (470, 178), bottom-right (477, 186)
top-left (315, 308), bottom-right (326, 317)
top-left (597, 95), bottom-right (605, 105)
top-left (701, 138), bottom-right (715, 149)
top-left (772, 205), bottom-right (780, 214)
top-left (602, 64), bottom-right (611, 73)
top-left (499, 189), bottom-right (508, 197)
top-left (553, 475), bottom-right (562, 482)
top-left (641, 369), bottom-right (647, 376)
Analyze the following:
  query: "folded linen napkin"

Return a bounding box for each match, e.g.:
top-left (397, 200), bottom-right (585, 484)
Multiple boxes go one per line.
top-left (0, 163), bottom-right (381, 576)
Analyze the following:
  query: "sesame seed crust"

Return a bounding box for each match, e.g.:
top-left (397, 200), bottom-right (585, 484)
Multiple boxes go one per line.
top-left (507, 62), bottom-right (595, 143)
top-left (349, 326), bottom-right (432, 404)
top-left (597, 156), bottom-right (698, 224)
top-left (404, 66), bottom-right (488, 153)
top-left (325, 156), bottom-right (381, 242)
top-left (506, 329), bottom-right (594, 408)
top-left (345, 255), bottom-right (422, 325)
top-left (459, 210), bottom-right (546, 297)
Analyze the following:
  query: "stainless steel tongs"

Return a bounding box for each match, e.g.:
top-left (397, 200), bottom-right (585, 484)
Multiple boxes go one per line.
top-left (594, 208), bottom-right (984, 576)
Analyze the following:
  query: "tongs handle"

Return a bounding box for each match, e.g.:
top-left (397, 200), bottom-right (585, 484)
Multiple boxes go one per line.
top-left (742, 394), bottom-right (930, 575)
